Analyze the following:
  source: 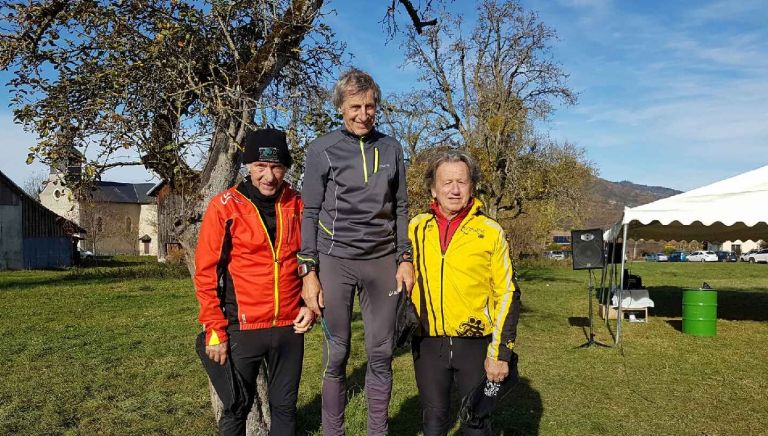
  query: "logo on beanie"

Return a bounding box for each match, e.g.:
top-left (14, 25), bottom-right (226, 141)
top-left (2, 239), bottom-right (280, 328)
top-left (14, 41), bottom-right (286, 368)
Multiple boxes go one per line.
top-left (258, 147), bottom-right (280, 163)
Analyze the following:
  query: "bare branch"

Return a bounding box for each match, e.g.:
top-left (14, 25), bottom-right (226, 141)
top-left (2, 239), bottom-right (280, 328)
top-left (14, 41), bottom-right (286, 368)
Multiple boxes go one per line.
top-left (398, 0), bottom-right (438, 34)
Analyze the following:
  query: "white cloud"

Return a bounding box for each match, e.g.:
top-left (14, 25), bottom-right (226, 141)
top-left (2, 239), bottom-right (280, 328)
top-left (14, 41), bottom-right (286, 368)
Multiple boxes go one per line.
top-left (555, 0), bottom-right (612, 11)
top-left (537, 0), bottom-right (768, 191)
top-left (687, 0), bottom-right (768, 24)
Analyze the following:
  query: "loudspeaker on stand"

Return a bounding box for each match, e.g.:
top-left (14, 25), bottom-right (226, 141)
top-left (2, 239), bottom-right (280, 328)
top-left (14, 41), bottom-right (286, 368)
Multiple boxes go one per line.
top-left (571, 228), bottom-right (605, 270)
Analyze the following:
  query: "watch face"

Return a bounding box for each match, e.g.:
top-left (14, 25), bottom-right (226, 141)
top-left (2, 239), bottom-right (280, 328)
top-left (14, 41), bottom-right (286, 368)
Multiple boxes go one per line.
top-left (298, 263), bottom-right (314, 277)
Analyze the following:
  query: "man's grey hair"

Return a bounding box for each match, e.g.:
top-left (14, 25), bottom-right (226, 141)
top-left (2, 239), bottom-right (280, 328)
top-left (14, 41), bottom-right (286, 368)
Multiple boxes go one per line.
top-left (424, 150), bottom-right (480, 193)
top-left (331, 68), bottom-right (381, 109)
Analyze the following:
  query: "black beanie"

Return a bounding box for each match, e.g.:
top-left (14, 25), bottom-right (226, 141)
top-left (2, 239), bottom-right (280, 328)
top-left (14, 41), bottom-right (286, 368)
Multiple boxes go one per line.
top-left (242, 128), bottom-right (292, 168)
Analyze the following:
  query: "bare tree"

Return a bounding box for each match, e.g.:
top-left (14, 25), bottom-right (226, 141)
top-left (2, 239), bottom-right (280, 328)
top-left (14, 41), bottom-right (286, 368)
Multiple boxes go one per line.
top-left (22, 170), bottom-right (47, 201)
top-left (379, 93), bottom-right (439, 163)
top-left (402, 0), bottom-right (594, 224)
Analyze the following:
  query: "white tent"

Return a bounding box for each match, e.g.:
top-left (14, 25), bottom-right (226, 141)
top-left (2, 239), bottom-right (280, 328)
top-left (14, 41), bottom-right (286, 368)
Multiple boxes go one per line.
top-left (605, 164), bottom-right (768, 242)
top-left (603, 164), bottom-right (768, 344)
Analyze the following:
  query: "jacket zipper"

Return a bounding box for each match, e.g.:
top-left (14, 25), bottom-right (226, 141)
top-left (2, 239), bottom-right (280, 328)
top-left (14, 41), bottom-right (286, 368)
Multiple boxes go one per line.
top-left (359, 136), bottom-right (369, 184)
top-left (439, 218), bottom-right (453, 336)
top-left (437, 210), bottom-right (474, 337)
top-left (272, 194), bottom-right (285, 325)
top-left (242, 189), bottom-right (285, 326)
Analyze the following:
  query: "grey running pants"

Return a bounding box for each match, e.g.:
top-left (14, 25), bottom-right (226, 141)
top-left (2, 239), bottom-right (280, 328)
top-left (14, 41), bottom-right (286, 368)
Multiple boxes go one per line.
top-left (318, 253), bottom-right (399, 436)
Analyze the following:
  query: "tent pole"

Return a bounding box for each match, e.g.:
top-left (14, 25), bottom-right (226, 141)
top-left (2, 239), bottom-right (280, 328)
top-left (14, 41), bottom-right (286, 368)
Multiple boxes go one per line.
top-left (599, 247), bottom-right (608, 320)
top-left (602, 236), bottom-right (615, 326)
top-left (616, 224), bottom-right (628, 346)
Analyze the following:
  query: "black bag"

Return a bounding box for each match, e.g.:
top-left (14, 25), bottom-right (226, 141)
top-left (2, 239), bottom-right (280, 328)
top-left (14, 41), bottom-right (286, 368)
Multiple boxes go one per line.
top-left (459, 352), bottom-right (519, 429)
top-left (393, 290), bottom-right (420, 350)
top-left (195, 332), bottom-right (250, 415)
top-left (622, 269), bottom-right (643, 289)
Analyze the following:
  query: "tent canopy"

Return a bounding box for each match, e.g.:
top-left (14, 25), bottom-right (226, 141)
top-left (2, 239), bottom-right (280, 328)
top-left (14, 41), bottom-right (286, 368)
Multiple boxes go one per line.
top-left (605, 165), bottom-right (768, 242)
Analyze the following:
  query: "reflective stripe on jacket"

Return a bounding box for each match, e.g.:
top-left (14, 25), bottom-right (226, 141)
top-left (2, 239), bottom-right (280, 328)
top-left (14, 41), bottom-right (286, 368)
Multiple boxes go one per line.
top-left (409, 198), bottom-right (521, 362)
top-left (194, 183), bottom-right (303, 346)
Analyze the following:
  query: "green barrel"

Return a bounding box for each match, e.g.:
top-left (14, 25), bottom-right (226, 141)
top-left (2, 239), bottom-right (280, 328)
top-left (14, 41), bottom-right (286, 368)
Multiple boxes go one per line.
top-left (682, 289), bottom-right (717, 337)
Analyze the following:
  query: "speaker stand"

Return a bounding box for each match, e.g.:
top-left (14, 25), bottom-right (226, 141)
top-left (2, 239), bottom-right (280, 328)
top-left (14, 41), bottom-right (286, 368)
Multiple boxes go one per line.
top-left (577, 269), bottom-right (610, 349)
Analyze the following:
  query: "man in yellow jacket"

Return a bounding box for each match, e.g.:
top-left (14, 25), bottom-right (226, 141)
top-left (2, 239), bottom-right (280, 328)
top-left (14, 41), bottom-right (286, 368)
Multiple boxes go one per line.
top-left (409, 150), bottom-right (521, 435)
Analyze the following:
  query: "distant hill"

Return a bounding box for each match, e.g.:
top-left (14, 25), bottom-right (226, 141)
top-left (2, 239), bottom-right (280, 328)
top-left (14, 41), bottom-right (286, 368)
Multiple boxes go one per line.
top-left (577, 177), bottom-right (682, 229)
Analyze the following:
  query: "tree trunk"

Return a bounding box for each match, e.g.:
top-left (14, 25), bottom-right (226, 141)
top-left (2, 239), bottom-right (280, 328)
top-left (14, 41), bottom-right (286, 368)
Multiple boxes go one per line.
top-left (206, 374), bottom-right (271, 436)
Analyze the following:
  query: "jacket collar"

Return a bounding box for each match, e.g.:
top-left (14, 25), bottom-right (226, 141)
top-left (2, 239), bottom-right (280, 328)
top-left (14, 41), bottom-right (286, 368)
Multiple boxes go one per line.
top-left (429, 197), bottom-right (483, 222)
top-left (340, 126), bottom-right (381, 143)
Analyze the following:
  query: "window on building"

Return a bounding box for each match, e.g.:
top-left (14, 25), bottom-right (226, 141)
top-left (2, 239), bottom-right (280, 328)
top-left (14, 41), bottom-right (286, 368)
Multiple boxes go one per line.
top-left (96, 216), bottom-right (103, 233)
top-left (553, 235), bottom-right (571, 244)
top-left (126, 217), bottom-right (132, 233)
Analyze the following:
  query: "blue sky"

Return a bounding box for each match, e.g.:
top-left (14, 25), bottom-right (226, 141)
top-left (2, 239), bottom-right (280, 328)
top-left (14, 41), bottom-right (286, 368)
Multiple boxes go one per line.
top-left (2, 0), bottom-right (766, 192)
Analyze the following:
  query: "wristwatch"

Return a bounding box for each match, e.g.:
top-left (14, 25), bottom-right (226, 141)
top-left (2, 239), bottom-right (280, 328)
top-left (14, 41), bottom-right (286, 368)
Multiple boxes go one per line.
top-left (298, 262), bottom-right (317, 278)
top-left (397, 250), bottom-right (414, 265)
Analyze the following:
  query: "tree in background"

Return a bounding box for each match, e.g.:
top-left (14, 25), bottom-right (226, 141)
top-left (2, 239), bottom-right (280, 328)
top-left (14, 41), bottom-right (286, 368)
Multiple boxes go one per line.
top-left (382, 0), bottom-right (595, 254)
top-left (1, 0), bottom-right (344, 275)
top-left (379, 93), bottom-right (441, 214)
top-left (22, 170), bottom-right (47, 201)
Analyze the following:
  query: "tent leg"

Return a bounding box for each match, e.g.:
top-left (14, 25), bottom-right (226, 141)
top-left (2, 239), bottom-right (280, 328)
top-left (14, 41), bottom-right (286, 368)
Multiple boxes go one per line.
top-left (616, 224), bottom-right (628, 346)
top-left (603, 240), bottom-right (616, 326)
top-left (599, 257), bottom-right (608, 324)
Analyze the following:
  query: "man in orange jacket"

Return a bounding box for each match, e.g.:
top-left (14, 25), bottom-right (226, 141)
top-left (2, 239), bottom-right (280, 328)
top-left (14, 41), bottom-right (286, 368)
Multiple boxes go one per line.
top-left (194, 128), bottom-right (314, 435)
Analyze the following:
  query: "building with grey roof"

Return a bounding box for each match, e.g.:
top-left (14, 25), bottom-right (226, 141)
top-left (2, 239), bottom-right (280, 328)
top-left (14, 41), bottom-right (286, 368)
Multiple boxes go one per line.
top-left (40, 173), bottom-right (158, 257)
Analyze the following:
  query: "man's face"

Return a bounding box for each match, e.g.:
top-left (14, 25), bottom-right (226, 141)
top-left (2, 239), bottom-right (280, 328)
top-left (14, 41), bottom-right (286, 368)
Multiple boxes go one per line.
top-left (431, 161), bottom-right (472, 219)
top-left (248, 162), bottom-right (286, 196)
top-left (340, 89), bottom-right (376, 136)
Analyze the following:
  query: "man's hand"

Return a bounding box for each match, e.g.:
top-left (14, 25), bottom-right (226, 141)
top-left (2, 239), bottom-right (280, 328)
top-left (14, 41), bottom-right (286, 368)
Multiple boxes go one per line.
top-left (301, 272), bottom-right (324, 317)
top-left (396, 262), bottom-right (415, 296)
top-left (206, 342), bottom-right (228, 366)
top-left (484, 357), bottom-right (509, 383)
top-left (293, 307), bottom-right (316, 333)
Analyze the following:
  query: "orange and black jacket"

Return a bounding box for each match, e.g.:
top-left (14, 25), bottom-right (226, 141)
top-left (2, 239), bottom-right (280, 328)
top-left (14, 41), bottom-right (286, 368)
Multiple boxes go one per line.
top-left (194, 182), bottom-right (303, 347)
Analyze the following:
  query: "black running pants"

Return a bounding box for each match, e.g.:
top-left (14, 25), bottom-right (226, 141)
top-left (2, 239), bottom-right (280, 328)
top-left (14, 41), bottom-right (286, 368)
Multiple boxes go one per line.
top-left (412, 335), bottom-right (491, 436)
top-left (218, 325), bottom-right (304, 436)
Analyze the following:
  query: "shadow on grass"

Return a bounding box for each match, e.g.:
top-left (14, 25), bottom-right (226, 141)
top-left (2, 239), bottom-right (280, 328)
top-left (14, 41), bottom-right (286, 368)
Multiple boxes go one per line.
top-left (567, 316), bottom-right (590, 328)
top-left (296, 389), bottom-right (322, 434)
top-left (80, 256), bottom-right (150, 268)
top-left (296, 360), bottom-right (369, 434)
top-left (389, 395), bottom-right (422, 435)
top-left (666, 320), bottom-right (683, 332)
top-left (0, 261), bottom-right (188, 291)
top-left (387, 377), bottom-right (543, 436)
top-left (647, 286), bottom-right (768, 321)
top-left (493, 377), bottom-right (542, 436)
top-left (516, 264), bottom-right (585, 285)
top-left (568, 316), bottom-right (591, 344)
top-left (516, 269), bottom-right (558, 283)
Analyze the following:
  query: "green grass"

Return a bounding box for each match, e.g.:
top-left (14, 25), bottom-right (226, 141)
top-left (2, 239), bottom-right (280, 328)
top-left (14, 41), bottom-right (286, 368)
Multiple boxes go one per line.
top-left (1, 260), bottom-right (767, 435)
